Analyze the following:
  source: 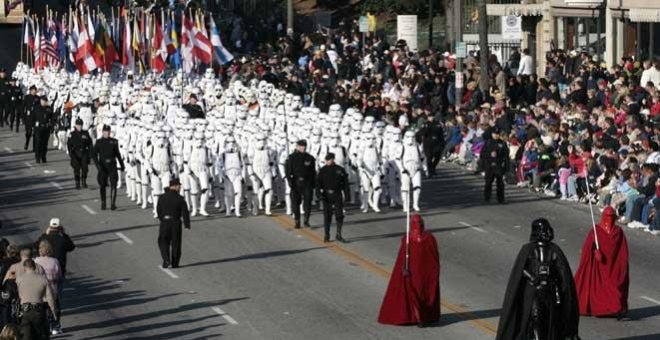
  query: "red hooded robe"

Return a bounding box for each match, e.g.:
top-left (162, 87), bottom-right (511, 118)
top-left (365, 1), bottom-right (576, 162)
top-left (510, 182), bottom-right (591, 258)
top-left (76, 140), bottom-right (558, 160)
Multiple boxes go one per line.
top-left (378, 215), bottom-right (441, 325)
top-left (574, 207), bottom-right (629, 316)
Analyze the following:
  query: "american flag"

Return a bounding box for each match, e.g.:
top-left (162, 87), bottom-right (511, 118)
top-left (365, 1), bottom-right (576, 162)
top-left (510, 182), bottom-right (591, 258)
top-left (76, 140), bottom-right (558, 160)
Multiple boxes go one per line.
top-left (40, 32), bottom-right (60, 68)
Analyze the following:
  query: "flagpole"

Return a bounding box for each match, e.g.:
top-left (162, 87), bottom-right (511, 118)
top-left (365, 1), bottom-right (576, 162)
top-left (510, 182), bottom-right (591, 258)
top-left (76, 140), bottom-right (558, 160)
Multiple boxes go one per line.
top-left (21, 16), bottom-right (25, 64)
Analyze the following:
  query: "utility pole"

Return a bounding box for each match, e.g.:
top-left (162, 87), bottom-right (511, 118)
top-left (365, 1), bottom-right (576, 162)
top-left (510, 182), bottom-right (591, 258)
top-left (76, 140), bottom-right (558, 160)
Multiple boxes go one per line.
top-left (428, 0), bottom-right (434, 49)
top-left (454, 0), bottom-right (463, 110)
top-left (477, 0), bottom-right (489, 92)
top-left (287, 0), bottom-right (294, 34)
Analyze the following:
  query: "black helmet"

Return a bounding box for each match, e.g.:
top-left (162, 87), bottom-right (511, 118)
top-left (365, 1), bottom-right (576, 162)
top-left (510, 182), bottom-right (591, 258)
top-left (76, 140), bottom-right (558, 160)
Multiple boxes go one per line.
top-left (530, 218), bottom-right (554, 243)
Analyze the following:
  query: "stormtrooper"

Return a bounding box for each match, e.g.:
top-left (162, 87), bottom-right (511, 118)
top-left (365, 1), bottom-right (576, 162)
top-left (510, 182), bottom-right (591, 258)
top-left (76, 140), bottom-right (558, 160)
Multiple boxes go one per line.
top-left (219, 136), bottom-right (245, 217)
top-left (398, 130), bottom-right (427, 212)
top-left (149, 131), bottom-right (173, 218)
top-left (358, 133), bottom-right (383, 213)
top-left (188, 131), bottom-right (212, 217)
top-left (246, 133), bottom-right (277, 216)
top-left (383, 127), bottom-right (403, 207)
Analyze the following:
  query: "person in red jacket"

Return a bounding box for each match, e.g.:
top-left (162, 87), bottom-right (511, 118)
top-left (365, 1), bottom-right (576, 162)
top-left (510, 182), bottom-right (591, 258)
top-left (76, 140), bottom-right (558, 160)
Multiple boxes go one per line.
top-left (378, 214), bottom-right (440, 327)
top-left (574, 206), bottom-right (629, 318)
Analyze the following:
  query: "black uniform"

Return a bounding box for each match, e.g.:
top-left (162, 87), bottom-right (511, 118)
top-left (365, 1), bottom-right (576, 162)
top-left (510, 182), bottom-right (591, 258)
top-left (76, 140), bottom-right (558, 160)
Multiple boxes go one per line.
top-left (496, 219), bottom-right (580, 340)
top-left (482, 132), bottom-right (509, 203)
top-left (183, 103), bottom-right (205, 119)
top-left (32, 104), bottom-right (53, 163)
top-left (22, 94), bottom-right (39, 150)
top-left (0, 75), bottom-right (7, 127)
top-left (92, 136), bottom-right (125, 210)
top-left (285, 150), bottom-right (316, 227)
top-left (316, 163), bottom-right (350, 242)
top-left (68, 129), bottom-right (93, 189)
top-left (417, 119), bottom-right (445, 176)
top-left (156, 188), bottom-right (191, 268)
top-left (7, 82), bottom-right (22, 132)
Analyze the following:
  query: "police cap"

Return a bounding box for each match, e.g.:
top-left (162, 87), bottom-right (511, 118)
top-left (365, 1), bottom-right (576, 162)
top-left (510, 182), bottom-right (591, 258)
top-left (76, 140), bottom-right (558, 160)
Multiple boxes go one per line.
top-left (297, 139), bottom-right (307, 146)
top-left (325, 153), bottom-right (335, 161)
top-left (102, 124), bottom-right (111, 132)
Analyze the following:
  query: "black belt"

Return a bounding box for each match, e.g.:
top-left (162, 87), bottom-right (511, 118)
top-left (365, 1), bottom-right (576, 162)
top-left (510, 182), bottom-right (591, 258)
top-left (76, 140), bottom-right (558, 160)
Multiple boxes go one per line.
top-left (326, 189), bottom-right (335, 194)
top-left (163, 215), bottom-right (173, 220)
top-left (20, 303), bottom-right (43, 312)
top-left (297, 177), bottom-right (305, 181)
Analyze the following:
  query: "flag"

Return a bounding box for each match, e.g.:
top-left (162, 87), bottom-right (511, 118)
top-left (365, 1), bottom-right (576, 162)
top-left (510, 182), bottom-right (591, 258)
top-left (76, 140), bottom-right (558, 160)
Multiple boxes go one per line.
top-left (121, 8), bottom-right (134, 71)
top-left (33, 24), bottom-right (41, 68)
top-left (93, 21), bottom-right (107, 69)
top-left (132, 18), bottom-right (144, 73)
top-left (41, 32), bottom-right (60, 68)
top-left (68, 15), bottom-right (79, 64)
top-left (151, 19), bottom-right (167, 72)
top-left (190, 15), bottom-right (211, 64)
top-left (22, 16), bottom-right (33, 50)
top-left (181, 14), bottom-right (194, 73)
top-left (167, 17), bottom-right (181, 69)
top-left (75, 16), bottom-right (97, 74)
top-left (102, 20), bottom-right (119, 71)
top-left (209, 16), bottom-right (233, 65)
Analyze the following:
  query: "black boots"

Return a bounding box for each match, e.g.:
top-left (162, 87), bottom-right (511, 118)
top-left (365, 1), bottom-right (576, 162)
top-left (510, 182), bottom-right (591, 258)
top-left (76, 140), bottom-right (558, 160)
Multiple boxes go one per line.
top-left (100, 186), bottom-right (107, 210)
top-left (335, 224), bottom-right (346, 243)
top-left (75, 176), bottom-right (81, 190)
top-left (81, 175), bottom-right (88, 188)
top-left (110, 187), bottom-right (117, 211)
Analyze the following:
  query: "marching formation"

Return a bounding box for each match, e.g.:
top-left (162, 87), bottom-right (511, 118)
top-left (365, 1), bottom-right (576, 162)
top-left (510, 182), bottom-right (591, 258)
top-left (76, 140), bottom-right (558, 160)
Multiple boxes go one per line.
top-left (10, 63), bottom-right (429, 219)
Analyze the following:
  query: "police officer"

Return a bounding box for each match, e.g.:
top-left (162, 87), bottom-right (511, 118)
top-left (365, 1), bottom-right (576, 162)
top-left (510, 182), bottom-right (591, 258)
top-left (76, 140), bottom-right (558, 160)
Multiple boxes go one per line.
top-left (285, 140), bottom-right (316, 229)
top-left (316, 153), bottom-right (351, 243)
top-left (182, 94), bottom-right (205, 119)
top-left (156, 179), bottom-right (191, 269)
top-left (482, 127), bottom-right (509, 204)
top-left (68, 118), bottom-right (93, 189)
top-left (33, 95), bottom-right (54, 163)
top-left (0, 68), bottom-right (8, 127)
top-left (417, 113), bottom-right (444, 177)
top-left (23, 86), bottom-right (39, 151)
top-left (92, 125), bottom-right (125, 210)
top-left (8, 78), bottom-right (22, 133)
top-left (16, 259), bottom-right (58, 340)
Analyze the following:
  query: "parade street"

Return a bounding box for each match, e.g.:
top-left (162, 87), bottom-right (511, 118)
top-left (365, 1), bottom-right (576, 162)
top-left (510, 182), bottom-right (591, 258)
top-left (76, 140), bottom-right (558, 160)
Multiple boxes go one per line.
top-left (0, 131), bottom-right (659, 340)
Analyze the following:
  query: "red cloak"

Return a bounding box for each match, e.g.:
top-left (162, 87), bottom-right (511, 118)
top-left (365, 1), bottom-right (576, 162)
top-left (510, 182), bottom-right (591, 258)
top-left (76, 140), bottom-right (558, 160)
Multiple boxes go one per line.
top-left (574, 207), bottom-right (629, 316)
top-left (378, 215), bottom-right (441, 325)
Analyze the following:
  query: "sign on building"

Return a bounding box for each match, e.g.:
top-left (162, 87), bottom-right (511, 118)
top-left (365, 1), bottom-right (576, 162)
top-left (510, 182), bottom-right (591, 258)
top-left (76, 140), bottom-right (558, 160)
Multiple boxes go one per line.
top-left (501, 15), bottom-right (522, 40)
top-left (397, 15), bottom-right (418, 51)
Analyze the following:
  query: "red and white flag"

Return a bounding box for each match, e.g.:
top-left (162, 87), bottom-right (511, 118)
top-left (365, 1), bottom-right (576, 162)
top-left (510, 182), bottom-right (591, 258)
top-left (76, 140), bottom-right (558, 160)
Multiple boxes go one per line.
top-left (181, 14), bottom-right (194, 73)
top-left (191, 15), bottom-right (211, 64)
top-left (151, 19), bottom-right (168, 72)
top-left (75, 16), bottom-right (97, 74)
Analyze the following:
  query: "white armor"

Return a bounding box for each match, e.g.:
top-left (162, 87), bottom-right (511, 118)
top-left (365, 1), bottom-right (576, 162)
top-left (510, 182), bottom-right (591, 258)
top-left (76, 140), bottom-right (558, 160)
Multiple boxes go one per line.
top-left (247, 133), bottom-right (277, 216)
top-left (399, 131), bottom-right (426, 212)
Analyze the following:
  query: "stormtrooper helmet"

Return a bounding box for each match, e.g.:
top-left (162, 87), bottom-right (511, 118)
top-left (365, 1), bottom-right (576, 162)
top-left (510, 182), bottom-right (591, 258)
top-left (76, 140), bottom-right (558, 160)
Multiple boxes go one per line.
top-left (254, 133), bottom-right (267, 149)
top-left (404, 130), bottom-right (416, 145)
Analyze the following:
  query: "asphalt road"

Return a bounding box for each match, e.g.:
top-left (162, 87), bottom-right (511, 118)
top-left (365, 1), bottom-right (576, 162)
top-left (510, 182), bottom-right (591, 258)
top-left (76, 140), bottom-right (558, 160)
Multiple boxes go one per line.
top-left (1, 128), bottom-right (659, 340)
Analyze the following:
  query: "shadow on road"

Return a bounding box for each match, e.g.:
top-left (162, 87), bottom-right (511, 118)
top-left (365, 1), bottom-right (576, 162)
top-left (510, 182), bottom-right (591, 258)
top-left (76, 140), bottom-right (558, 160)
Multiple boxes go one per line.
top-left (182, 247), bottom-right (326, 268)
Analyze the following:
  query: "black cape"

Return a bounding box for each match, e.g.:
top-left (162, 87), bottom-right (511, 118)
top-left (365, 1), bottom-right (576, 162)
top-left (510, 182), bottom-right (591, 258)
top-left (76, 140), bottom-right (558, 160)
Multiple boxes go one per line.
top-left (496, 242), bottom-right (580, 340)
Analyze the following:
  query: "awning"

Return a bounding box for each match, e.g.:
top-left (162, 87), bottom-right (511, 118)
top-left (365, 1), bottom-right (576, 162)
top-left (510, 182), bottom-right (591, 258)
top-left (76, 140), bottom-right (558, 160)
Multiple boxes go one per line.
top-left (628, 8), bottom-right (660, 22)
top-left (487, 4), bottom-right (546, 17)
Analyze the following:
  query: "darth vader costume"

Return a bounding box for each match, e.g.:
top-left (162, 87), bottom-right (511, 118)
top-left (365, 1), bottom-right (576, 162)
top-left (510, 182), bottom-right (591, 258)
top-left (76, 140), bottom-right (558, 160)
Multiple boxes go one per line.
top-left (496, 218), bottom-right (580, 340)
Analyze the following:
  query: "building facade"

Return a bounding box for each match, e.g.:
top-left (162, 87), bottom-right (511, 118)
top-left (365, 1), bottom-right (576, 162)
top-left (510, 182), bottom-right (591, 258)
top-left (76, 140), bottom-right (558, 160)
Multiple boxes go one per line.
top-left (483, 0), bottom-right (660, 74)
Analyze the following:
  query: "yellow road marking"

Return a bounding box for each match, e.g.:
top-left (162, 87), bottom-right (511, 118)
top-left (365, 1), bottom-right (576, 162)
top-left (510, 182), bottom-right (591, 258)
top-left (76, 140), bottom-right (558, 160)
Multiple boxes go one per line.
top-left (271, 214), bottom-right (498, 335)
